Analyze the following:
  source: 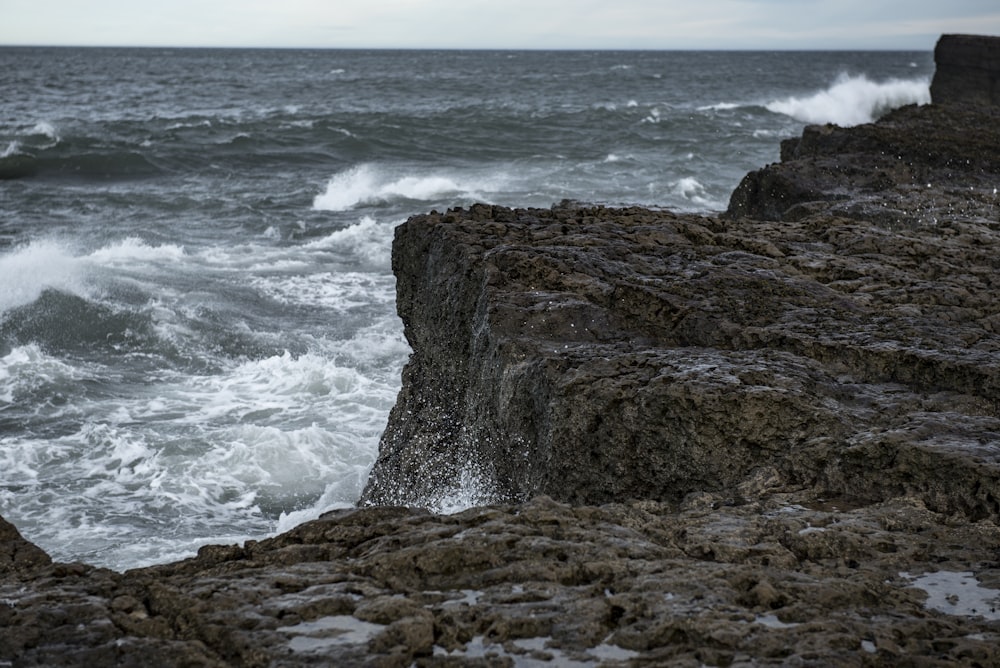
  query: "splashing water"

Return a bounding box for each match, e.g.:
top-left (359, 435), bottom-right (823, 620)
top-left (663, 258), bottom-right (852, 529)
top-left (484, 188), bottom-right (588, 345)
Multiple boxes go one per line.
top-left (766, 73), bottom-right (931, 126)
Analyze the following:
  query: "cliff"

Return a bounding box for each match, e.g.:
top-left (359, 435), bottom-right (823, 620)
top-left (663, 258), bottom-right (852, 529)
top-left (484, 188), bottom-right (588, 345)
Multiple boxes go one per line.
top-left (3, 34), bottom-right (1000, 667)
top-left (359, 201), bottom-right (1000, 517)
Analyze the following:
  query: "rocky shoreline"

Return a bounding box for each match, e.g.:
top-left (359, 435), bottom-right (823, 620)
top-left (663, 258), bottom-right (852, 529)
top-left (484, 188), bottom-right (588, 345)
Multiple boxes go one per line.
top-left (4, 34), bottom-right (1000, 667)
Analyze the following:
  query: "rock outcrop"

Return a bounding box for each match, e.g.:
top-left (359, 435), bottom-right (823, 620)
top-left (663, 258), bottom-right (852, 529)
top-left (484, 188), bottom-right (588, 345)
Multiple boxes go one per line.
top-left (725, 102), bottom-right (1000, 223)
top-left (0, 515), bottom-right (50, 576)
top-left (360, 200), bottom-right (1000, 519)
top-left (930, 33), bottom-right (1000, 106)
top-left (4, 34), bottom-right (1000, 667)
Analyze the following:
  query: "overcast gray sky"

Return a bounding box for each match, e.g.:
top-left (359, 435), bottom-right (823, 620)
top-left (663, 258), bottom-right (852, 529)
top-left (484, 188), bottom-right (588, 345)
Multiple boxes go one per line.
top-left (2, 0), bottom-right (998, 50)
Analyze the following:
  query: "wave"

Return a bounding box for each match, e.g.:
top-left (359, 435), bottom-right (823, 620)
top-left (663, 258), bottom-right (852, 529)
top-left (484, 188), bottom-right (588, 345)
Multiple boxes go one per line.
top-left (2, 141), bottom-right (22, 158)
top-left (0, 152), bottom-right (40, 179)
top-left (86, 237), bottom-right (186, 265)
top-left (42, 150), bottom-right (164, 181)
top-left (0, 288), bottom-right (159, 357)
top-left (28, 121), bottom-right (60, 143)
top-left (0, 240), bottom-right (89, 314)
top-left (312, 163), bottom-right (494, 211)
top-left (304, 215), bottom-right (397, 268)
top-left (0, 238), bottom-right (187, 316)
top-left (247, 271), bottom-right (396, 311)
top-left (670, 176), bottom-right (725, 210)
top-left (0, 343), bottom-right (81, 405)
top-left (765, 73), bottom-right (930, 127)
top-left (697, 102), bottom-right (741, 112)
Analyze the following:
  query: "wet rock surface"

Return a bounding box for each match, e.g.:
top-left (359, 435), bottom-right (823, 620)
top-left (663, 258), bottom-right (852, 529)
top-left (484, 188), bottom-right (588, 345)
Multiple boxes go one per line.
top-left (360, 200), bottom-right (1000, 518)
top-left (2, 495), bottom-right (1000, 666)
top-left (4, 35), bottom-right (1000, 667)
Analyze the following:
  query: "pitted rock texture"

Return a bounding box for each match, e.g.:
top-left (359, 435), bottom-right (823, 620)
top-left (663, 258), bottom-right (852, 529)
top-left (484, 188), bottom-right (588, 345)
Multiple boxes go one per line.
top-left (360, 200), bottom-right (1000, 519)
top-left (3, 495), bottom-right (1000, 667)
top-left (726, 102), bottom-right (1000, 224)
top-left (0, 515), bottom-right (50, 576)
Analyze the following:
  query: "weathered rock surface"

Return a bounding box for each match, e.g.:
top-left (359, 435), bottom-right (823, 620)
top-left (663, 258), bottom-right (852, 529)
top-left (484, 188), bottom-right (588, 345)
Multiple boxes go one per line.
top-left (931, 34), bottom-right (1000, 107)
top-left (360, 200), bottom-right (1000, 518)
top-left (0, 515), bottom-right (50, 576)
top-left (3, 495), bottom-right (1000, 666)
top-left (726, 102), bottom-right (1000, 223)
top-left (4, 33), bottom-right (1000, 667)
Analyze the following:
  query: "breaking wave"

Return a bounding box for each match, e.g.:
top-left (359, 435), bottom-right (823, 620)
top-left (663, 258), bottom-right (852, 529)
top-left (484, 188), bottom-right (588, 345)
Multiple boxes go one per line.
top-left (766, 73), bottom-right (931, 127)
top-left (312, 163), bottom-right (495, 211)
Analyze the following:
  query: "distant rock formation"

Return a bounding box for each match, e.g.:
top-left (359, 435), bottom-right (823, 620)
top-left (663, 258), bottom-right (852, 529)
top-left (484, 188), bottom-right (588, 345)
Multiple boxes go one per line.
top-left (930, 33), bottom-right (1000, 106)
top-left (725, 102), bottom-right (1000, 222)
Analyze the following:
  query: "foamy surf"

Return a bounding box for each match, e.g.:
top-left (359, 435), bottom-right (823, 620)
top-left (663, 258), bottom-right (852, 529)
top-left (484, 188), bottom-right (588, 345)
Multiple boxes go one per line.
top-left (0, 227), bottom-right (406, 571)
top-left (313, 164), bottom-right (496, 212)
top-left (766, 73), bottom-right (931, 126)
top-left (0, 348), bottom-right (399, 571)
top-left (0, 240), bottom-right (90, 314)
top-left (303, 215), bottom-right (398, 268)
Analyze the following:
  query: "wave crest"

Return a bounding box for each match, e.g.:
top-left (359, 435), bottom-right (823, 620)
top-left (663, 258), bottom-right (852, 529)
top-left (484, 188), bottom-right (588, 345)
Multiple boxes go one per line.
top-left (766, 73), bottom-right (930, 127)
top-left (312, 164), bottom-right (490, 211)
top-left (0, 241), bottom-right (87, 314)
top-left (0, 238), bottom-right (186, 315)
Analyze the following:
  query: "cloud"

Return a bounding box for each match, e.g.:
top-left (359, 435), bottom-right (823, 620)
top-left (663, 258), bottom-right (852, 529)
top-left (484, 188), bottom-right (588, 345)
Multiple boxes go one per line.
top-left (0, 0), bottom-right (997, 49)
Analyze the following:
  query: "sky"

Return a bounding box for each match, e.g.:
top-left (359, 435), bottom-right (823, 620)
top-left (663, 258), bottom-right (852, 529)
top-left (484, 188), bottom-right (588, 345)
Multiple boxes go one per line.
top-left (1, 0), bottom-right (998, 50)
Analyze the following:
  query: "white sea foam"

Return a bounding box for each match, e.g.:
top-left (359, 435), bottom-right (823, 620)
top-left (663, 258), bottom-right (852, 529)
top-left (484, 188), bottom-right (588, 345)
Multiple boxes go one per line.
top-left (670, 176), bottom-right (722, 210)
top-left (2, 347), bottom-right (400, 570)
top-left (304, 215), bottom-right (397, 267)
top-left (0, 344), bottom-right (81, 406)
top-left (87, 237), bottom-right (186, 265)
top-left (0, 240), bottom-right (88, 314)
top-left (0, 237), bottom-right (189, 315)
top-left (313, 164), bottom-right (491, 211)
top-left (698, 102), bottom-right (741, 111)
top-left (766, 73), bottom-right (930, 127)
top-left (29, 121), bottom-right (59, 143)
top-left (248, 271), bottom-right (395, 311)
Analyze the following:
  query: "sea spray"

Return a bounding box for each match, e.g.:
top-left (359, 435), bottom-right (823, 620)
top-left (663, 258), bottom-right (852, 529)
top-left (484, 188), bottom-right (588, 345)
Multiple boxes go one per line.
top-left (0, 241), bottom-right (89, 314)
top-left (313, 164), bottom-right (495, 212)
top-left (766, 73), bottom-right (931, 126)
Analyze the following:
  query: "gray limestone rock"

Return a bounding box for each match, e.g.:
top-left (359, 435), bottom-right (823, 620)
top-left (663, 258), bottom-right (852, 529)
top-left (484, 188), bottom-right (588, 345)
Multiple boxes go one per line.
top-left (360, 201), bottom-right (1000, 520)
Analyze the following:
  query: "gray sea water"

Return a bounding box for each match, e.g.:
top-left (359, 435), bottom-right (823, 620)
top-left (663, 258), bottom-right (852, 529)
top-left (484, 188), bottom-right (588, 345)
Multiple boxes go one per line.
top-left (0, 47), bottom-right (933, 570)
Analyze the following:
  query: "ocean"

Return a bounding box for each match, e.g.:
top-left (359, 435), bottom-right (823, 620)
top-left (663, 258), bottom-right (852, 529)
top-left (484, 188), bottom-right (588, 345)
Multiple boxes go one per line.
top-left (0, 47), bottom-right (933, 571)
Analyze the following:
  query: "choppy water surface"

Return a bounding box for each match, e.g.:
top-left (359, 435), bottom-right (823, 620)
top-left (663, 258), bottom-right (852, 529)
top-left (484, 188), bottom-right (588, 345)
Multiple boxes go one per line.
top-left (0, 47), bottom-right (933, 570)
